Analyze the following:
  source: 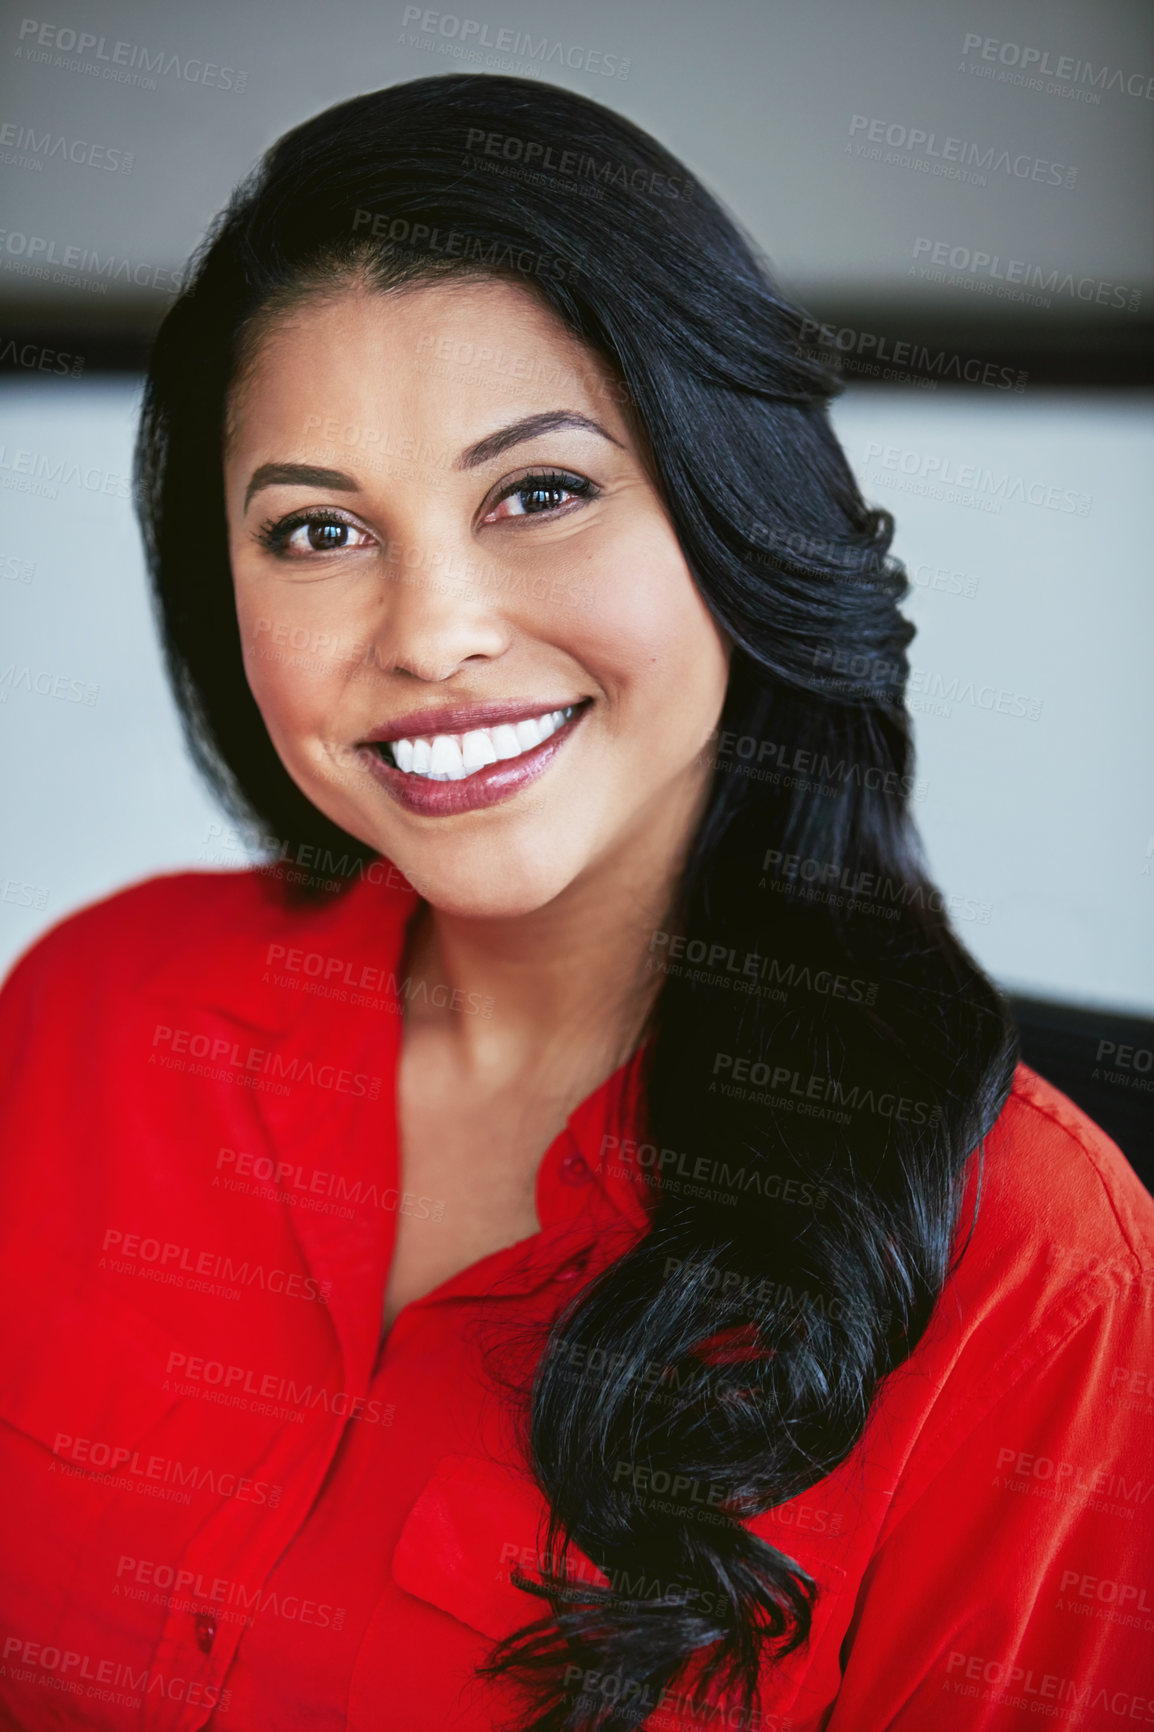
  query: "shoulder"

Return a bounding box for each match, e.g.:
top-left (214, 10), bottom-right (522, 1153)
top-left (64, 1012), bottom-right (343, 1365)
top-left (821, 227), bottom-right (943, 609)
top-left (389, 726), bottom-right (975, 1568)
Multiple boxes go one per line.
top-left (914, 1061), bottom-right (1154, 1416)
top-left (0, 861), bottom-right (420, 1013)
top-left (976, 1062), bottom-right (1153, 1293)
top-left (5, 868), bottom-right (273, 974)
top-left (1, 868), bottom-right (289, 1008)
top-left (872, 1065), bottom-right (1154, 1510)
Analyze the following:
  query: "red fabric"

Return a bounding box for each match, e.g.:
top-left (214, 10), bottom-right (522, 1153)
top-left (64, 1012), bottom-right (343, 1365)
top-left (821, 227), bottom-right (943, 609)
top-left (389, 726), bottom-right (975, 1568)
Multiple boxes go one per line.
top-left (0, 864), bottom-right (1151, 1731)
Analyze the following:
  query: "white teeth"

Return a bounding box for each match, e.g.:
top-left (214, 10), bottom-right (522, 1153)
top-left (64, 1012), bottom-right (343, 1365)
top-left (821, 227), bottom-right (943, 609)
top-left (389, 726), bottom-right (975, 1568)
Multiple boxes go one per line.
top-left (429, 735), bottom-right (466, 780)
top-left (491, 724), bottom-right (523, 760)
top-left (461, 729), bottom-right (499, 772)
top-left (383, 704), bottom-right (579, 780)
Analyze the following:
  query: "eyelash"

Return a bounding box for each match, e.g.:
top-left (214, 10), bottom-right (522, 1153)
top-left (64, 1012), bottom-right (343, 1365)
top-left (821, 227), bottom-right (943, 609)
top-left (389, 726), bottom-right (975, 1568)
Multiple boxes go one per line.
top-left (252, 468), bottom-right (599, 558)
top-left (254, 509), bottom-right (361, 557)
top-left (487, 468), bottom-right (599, 520)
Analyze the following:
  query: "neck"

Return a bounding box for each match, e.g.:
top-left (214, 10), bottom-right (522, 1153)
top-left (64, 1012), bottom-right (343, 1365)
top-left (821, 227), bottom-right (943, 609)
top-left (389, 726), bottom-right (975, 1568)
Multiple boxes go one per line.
top-left (402, 768), bottom-right (709, 1103)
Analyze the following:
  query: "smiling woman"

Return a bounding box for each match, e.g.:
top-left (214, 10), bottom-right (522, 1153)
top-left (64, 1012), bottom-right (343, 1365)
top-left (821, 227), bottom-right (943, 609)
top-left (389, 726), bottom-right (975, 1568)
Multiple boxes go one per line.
top-left (1, 72), bottom-right (1152, 1732)
top-left (224, 282), bottom-right (727, 873)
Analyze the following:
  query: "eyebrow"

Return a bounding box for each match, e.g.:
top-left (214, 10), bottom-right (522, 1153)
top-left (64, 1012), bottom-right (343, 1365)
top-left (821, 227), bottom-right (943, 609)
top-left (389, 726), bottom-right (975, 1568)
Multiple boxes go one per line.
top-left (244, 463), bottom-right (358, 511)
top-left (456, 410), bottom-right (622, 470)
top-left (243, 411), bottom-right (622, 510)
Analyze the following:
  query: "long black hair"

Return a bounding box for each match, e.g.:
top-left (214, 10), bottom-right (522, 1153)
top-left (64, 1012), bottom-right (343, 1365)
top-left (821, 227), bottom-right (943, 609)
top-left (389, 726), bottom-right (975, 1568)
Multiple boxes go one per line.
top-left (135, 74), bottom-right (1018, 1732)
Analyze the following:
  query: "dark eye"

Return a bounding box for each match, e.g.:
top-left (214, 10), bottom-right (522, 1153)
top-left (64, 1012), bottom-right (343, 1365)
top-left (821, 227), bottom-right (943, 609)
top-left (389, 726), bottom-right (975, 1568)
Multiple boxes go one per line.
top-left (482, 469), bottom-right (597, 524)
top-left (306, 520), bottom-right (351, 551)
top-left (255, 511), bottom-right (374, 559)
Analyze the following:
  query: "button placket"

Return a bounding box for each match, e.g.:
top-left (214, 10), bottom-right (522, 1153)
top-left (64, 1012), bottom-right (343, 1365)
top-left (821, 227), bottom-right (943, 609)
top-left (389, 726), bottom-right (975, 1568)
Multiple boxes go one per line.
top-left (145, 1409), bottom-right (355, 1729)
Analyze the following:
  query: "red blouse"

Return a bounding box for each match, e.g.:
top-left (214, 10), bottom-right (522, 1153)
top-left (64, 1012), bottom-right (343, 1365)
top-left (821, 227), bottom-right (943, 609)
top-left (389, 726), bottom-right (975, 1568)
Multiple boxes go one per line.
top-left (0, 864), bottom-right (1152, 1731)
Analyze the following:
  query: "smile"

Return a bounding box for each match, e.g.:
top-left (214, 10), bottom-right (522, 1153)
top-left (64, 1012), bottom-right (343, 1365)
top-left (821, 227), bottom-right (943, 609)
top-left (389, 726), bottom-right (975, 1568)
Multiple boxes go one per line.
top-left (384, 705), bottom-right (578, 780)
top-left (358, 698), bottom-right (592, 816)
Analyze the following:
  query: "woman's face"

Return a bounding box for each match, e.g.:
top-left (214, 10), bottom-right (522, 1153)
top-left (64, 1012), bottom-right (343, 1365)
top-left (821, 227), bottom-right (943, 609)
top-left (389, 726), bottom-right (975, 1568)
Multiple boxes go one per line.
top-left (224, 278), bottom-right (731, 918)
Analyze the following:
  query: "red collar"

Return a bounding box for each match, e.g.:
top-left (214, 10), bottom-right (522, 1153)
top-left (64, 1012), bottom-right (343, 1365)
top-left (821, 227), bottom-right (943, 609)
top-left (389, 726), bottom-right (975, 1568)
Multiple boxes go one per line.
top-left (230, 866), bottom-right (653, 1383)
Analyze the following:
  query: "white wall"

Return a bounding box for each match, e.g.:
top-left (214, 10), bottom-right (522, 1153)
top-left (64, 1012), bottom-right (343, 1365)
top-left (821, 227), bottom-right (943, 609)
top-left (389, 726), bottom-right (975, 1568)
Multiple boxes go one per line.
top-left (1, 378), bottom-right (1151, 1011)
top-left (831, 388), bottom-right (1154, 1013)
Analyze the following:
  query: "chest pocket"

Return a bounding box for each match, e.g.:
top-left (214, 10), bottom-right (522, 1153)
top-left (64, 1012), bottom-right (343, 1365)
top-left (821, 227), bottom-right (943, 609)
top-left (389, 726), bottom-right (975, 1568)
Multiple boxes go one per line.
top-left (391, 1452), bottom-right (558, 1642)
top-left (0, 1261), bottom-right (182, 1471)
top-left (392, 1454), bottom-right (851, 1726)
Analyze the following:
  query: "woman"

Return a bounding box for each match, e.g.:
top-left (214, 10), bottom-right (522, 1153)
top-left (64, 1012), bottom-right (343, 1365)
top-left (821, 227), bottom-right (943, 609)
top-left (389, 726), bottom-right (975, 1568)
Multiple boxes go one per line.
top-left (0, 73), bottom-right (1150, 1732)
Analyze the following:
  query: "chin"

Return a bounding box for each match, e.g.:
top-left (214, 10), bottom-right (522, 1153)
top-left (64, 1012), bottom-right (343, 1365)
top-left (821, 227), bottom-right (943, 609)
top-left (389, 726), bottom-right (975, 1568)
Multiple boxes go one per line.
top-left (394, 851), bottom-right (581, 922)
top-left (308, 767), bottom-right (598, 919)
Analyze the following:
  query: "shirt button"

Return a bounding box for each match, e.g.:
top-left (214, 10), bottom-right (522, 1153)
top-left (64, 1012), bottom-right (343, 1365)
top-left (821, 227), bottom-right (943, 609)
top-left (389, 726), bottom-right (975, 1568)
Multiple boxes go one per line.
top-left (194, 1614), bottom-right (216, 1655)
top-left (559, 1150), bottom-right (591, 1185)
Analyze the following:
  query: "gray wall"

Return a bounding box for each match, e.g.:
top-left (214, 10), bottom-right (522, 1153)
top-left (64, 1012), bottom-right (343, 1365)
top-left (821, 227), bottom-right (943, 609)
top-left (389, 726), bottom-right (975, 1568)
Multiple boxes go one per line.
top-left (1, 0), bottom-right (1150, 315)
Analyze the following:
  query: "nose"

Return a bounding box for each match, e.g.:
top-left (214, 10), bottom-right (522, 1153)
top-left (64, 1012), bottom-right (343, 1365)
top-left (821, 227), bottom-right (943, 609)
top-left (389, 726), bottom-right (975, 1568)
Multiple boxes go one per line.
top-left (367, 540), bottom-right (511, 682)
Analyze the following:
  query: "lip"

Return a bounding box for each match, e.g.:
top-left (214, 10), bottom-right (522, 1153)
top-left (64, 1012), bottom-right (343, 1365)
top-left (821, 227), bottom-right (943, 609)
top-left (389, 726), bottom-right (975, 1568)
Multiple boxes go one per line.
top-left (362, 697), bottom-right (587, 746)
top-left (357, 698), bottom-right (592, 817)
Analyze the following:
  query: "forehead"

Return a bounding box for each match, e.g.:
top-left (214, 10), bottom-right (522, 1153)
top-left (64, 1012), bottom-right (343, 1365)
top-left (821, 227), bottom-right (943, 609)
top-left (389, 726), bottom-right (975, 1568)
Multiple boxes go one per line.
top-left (226, 277), bottom-right (620, 459)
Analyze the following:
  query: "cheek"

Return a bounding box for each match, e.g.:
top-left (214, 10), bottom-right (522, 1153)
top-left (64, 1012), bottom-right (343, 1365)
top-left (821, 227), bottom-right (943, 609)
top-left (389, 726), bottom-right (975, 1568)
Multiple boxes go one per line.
top-left (233, 603), bottom-right (335, 760)
top-left (232, 565), bottom-right (360, 722)
top-left (576, 534), bottom-right (727, 720)
top-left (245, 652), bottom-right (304, 733)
